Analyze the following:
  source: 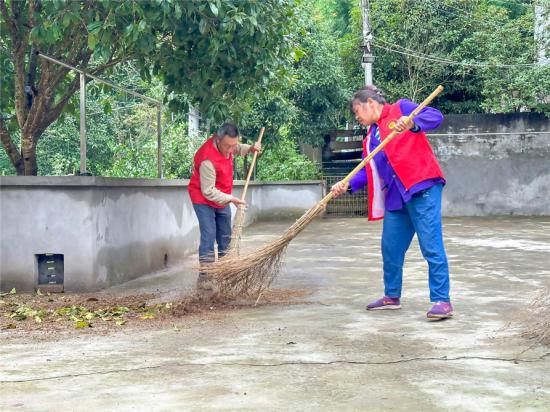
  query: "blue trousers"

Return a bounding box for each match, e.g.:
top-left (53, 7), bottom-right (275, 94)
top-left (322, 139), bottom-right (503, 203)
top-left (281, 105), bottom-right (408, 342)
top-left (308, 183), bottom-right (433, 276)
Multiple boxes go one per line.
top-left (381, 184), bottom-right (450, 302)
top-left (193, 203), bottom-right (232, 265)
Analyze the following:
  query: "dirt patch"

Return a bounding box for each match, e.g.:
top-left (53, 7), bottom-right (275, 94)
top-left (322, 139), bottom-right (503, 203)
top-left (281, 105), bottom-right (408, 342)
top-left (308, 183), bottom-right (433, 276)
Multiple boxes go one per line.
top-left (0, 288), bottom-right (312, 342)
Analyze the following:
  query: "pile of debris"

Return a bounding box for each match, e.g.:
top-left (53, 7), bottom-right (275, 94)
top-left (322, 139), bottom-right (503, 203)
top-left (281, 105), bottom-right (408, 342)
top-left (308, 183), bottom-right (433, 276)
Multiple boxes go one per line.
top-left (522, 286), bottom-right (550, 347)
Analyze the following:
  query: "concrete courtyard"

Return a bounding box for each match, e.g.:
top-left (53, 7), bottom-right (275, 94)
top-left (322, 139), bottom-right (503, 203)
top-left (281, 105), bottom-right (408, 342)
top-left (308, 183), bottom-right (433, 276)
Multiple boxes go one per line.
top-left (1, 216), bottom-right (549, 411)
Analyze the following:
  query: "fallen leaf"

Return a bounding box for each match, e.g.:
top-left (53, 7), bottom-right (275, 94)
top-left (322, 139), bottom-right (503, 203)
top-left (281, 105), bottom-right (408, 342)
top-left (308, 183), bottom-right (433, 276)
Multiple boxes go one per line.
top-left (74, 321), bottom-right (90, 329)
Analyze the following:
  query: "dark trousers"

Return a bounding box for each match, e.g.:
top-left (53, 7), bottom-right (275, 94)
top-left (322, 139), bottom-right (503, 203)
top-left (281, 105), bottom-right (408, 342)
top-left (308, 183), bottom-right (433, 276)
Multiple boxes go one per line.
top-left (193, 203), bottom-right (232, 265)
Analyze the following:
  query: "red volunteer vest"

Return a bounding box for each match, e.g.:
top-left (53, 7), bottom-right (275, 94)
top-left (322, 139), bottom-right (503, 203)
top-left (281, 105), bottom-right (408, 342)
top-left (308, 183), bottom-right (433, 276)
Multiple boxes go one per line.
top-left (188, 136), bottom-right (234, 208)
top-left (363, 101), bottom-right (445, 220)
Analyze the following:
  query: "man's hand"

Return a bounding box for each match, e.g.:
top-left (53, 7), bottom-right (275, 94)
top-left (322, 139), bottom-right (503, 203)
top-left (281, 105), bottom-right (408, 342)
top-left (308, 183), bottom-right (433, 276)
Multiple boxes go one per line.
top-left (394, 116), bottom-right (414, 133)
top-left (230, 197), bottom-right (247, 206)
top-left (249, 142), bottom-right (262, 154)
top-left (331, 180), bottom-right (350, 198)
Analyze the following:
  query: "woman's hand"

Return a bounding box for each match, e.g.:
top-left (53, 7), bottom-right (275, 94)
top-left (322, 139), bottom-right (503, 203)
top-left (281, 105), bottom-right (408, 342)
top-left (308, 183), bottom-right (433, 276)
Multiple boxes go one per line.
top-left (394, 116), bottom-right (414, 133)
top-left (331, 180), bottom-right (350, 198)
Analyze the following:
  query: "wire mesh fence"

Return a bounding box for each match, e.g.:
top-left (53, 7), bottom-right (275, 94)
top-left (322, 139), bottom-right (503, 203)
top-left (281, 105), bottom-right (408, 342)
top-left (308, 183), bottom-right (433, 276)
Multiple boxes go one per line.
top-left (323, 175), bottom-right (368, 217)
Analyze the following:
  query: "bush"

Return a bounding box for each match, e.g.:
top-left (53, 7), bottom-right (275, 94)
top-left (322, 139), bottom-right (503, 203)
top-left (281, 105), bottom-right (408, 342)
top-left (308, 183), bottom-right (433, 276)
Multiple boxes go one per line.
top-left (256, 137), bottom-right (320, 181)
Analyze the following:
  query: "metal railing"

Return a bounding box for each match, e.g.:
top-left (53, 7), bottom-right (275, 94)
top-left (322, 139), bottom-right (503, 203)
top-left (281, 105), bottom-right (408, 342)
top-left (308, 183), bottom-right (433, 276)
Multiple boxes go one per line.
top-left (36, 52), bottom-right (163, 177)
top-left (323, 175), bottom-right (368, 217)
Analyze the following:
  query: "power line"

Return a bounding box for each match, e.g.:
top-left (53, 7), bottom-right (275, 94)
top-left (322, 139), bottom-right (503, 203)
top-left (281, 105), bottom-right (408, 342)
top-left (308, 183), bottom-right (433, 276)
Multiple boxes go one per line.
top-left (409, 0), bottom-right (539, 61)
top-left (375, 38), bottom-right (463, 64)
top-left (369, 2), bottom-right (540, 65)
top-left (375, 37), bottom-right (536, 68)
top-left (372, 42), bottom-right (546, 68)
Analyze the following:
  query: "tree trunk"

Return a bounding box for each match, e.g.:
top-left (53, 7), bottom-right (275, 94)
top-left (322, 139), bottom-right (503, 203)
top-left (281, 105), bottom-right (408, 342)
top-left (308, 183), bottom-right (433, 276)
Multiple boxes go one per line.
top-left (0, 121), bottom-right (24, 175)
top-left (21, 132), bottom-right (38, 175)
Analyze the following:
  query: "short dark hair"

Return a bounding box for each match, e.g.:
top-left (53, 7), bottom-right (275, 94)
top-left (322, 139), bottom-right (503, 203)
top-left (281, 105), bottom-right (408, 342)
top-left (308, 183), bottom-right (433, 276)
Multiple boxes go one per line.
top-left (351, 85), bottom-right (386, 110)
top-left (216, 123), bottom-right (239, 140)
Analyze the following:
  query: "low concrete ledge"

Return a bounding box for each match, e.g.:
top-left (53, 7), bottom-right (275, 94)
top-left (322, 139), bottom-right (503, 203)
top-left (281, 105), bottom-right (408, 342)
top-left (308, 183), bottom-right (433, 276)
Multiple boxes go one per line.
top-left (0, 176), bottom-right (322, 187)
top-left (0, 178), bottom-right (323, 292)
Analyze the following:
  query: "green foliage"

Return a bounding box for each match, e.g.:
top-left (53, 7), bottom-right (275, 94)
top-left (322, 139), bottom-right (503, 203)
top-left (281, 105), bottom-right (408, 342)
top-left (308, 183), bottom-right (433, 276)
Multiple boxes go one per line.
top-left (35, 99), bottom-right (118, 176)
top-left (3, 0), bottom-right (548, 178)
top-left (239, 1), bottom-right (352, 148)
top-left (145, 0), bottom-right (299, 121)
top-left (163, 124), bottom-right (208, 179)
top-left (315, 0), bottom-right (355, 36)
top-left (367, 0), bottom-right (484, 110)
top-left (1, 0), bottom-right (297, 174)
top-left (256, 136), bottom-right (320, 181)
top-left (288, 14), bottom-right (351, 145)
top-left (359, 0), bottom-right (547, 114)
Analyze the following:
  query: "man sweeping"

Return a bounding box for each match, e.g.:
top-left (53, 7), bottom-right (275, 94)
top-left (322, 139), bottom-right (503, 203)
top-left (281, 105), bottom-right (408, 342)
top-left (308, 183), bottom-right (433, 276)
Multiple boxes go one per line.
top-left (332, 85), bottom-right (453, 320)
top-left (188, 123), bottom-right (261, 291)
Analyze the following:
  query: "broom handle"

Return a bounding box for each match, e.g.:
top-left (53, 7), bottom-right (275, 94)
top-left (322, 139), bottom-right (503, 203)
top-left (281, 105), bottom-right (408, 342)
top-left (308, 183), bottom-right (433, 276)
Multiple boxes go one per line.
top-left (240, 127), bottom-right (265, 202)
top-left (322, 85), bottom-right (444, 205)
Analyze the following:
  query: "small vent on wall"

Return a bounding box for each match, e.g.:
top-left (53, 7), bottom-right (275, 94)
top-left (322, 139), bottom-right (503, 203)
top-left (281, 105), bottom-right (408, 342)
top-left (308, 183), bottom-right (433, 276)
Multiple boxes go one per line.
top-left (36, 254), bottom-right (64, 292)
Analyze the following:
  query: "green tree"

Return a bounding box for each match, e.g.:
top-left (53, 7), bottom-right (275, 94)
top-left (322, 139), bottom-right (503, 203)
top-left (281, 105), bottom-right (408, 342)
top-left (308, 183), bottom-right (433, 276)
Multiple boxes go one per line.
top-left (288, 13), bottom-right (351, 146)
top-left (256, 136), bottom-right (320, 181)
top-left (0, 0), bottom-right (297, 175)
top-left (240, 1), bottom-right (351, 150)
top-left (324, 0), bottom-right (549, 114)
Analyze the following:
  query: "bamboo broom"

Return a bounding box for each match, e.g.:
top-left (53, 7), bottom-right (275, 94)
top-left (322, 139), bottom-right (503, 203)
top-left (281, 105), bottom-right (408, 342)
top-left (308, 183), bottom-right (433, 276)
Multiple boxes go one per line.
top-left (203, 86), bottom-right (444, 297)
top-left (227, 127), bottom-right (265, 256)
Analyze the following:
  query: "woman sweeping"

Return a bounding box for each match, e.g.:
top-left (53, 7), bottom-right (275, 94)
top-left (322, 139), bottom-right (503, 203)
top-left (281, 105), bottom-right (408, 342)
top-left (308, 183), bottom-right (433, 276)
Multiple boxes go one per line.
top-left (332, 85), bottom-right (453, 320)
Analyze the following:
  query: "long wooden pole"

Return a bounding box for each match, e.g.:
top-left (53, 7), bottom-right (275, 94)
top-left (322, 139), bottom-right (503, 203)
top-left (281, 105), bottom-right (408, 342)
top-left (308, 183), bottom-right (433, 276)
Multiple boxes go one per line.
top-left (227, 127), bottom-right (265, 255)
top-left (240, 127), bottom-right (265, 202)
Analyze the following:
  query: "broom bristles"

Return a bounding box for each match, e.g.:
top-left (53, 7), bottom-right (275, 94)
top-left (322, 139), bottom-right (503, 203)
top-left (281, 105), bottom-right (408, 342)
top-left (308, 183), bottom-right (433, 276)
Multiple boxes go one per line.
top-left (201, 201), bottom-right (327, 297)
top-left (522, 286), bottom-right (550, 347)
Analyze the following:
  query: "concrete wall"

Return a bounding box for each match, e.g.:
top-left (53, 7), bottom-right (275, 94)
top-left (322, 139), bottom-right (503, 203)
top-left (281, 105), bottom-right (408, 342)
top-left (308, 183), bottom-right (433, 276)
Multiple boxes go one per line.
top-left (430, 113), bottom-right (550, 216)
top-left (0, 177), bottom-right (323, 292)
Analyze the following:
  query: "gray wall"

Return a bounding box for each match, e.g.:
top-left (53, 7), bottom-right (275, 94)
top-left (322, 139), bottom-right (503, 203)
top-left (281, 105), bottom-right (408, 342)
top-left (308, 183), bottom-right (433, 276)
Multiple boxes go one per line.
top-left (430, 113), bottom-right (550, 216)
top-left (0, 177), bottom-right (323, 292)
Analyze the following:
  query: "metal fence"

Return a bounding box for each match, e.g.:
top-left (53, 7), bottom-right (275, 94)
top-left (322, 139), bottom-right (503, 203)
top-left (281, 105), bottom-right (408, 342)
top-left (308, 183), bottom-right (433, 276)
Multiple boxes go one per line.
top-left (37, 52), bottom-right (163, 177)
top-left (323, 175), bottom-right (368, 217)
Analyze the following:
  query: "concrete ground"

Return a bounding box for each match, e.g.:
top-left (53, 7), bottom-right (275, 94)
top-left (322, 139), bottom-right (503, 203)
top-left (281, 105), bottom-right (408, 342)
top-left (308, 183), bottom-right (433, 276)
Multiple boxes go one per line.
top-left (1, 217), bottom-right (549, 411)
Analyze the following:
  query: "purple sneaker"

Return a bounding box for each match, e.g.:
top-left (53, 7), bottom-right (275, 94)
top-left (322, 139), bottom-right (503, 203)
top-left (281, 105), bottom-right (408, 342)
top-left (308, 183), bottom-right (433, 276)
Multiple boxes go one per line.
top-left (366, 296), bottom-right (401, 311)
top-left (427, 301), bottom-right (453, 320)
